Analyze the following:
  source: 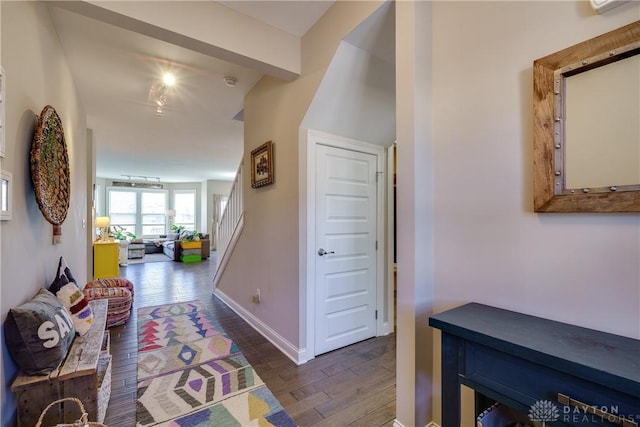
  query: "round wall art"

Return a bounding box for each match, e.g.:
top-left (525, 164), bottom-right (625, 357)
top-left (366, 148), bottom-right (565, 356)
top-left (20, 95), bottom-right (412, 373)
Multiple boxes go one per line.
top-left (30, 105), bottom-right (70, 243)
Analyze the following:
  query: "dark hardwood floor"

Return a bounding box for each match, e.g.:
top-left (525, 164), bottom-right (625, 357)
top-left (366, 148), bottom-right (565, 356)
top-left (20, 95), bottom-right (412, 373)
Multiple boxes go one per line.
top-left (104, 254), bottom-right (396, 427)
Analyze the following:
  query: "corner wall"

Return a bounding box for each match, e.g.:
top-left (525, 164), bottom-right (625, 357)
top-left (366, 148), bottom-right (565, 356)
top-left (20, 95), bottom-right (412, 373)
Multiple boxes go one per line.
top-left (396, 2), bottom-right (435, 425)
top-left (0, 2), bottom-right (88, 424)
top-left (215, 1), bottom-right (385, 354)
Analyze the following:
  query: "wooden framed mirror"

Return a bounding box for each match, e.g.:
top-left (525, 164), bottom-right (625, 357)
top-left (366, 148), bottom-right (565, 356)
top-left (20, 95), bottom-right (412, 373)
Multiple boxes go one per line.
top-left (533, 20), bottom-right (640, 212)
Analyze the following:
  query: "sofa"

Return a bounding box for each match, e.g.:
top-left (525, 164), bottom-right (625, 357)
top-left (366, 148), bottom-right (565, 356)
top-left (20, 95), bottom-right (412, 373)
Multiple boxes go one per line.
top-left (143, 239), bottom-right (164, 254)
top-left (161, 232), bottom-right (210, 261)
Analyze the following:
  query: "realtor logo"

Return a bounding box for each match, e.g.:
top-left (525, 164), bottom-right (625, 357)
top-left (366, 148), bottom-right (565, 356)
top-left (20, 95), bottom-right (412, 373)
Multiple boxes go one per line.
top-left (529, 399), bottom-right (640, 425)
top-left (529, 400), bottom-right (560, 426)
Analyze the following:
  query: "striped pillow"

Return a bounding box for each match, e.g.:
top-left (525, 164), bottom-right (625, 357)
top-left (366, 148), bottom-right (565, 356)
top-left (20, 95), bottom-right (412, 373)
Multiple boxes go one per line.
top-left (56, 281), bottom-right (94, 336)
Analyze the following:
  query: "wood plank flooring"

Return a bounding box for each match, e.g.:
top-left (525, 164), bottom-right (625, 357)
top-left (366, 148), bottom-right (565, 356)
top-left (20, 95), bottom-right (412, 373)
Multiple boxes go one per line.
top-left (104, 255), bottom-right (396, 426)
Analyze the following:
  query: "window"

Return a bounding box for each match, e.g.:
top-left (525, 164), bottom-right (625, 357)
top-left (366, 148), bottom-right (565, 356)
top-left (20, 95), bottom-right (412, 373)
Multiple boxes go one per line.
top-left (141, 191), bottom-right (166, 235)
top-left (220, 197), bottom-right (228, 218)
top-left (94, 184), bottom-right (102, 216)
top-left (174, 190), bottom-right (196, 231)
top-left (107, 188), bottom-right (167, 237)
top-left (109, 189), bottom-right (136, 235)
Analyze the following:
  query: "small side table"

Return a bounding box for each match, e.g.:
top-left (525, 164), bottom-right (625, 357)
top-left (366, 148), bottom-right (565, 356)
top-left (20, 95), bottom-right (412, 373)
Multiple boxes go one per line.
top-left (429, 303), bottom-right (640, 427)
top-left (128, 243), bottom-right (145, 259)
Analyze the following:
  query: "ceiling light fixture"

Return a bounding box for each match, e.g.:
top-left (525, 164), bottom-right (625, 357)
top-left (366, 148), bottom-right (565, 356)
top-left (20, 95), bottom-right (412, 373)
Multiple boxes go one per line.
top-left (121, 174), bottom-right (161, 182)
top-left (162, 72), bottom-right (176, 86)
top-left (149, 83), bottom-right (169, 116)
top-left (149, 73), bottom-right (176, 116)
top-left (224, 76), bottom-right (237, 87)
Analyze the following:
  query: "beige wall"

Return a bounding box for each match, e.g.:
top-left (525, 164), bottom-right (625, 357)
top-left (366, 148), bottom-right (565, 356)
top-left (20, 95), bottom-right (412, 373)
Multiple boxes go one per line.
top-left (0, 2), bottom-right (88, 423)
top-left (426, 2), bottom-right (640, 425)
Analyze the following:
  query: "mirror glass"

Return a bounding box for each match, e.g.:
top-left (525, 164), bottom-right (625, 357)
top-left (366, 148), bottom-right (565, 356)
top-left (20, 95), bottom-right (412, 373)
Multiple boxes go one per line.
top-left (533, 20), bottom-right (640, 212)
top-left (565, 54), bottom-right (640, 190)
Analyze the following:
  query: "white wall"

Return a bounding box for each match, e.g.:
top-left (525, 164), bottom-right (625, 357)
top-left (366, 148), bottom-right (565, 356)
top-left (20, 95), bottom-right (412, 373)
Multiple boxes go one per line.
top-left (302, 40), bottom-right (395, 145)
top-left (424, 1), bottom-right (640, 424)
top-left (0, 2), bottom-right (88, 424)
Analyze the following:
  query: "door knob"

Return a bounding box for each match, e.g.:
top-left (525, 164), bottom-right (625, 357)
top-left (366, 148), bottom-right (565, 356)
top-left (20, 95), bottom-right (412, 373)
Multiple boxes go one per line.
top-left (317, 248), bottom-right (335, 256)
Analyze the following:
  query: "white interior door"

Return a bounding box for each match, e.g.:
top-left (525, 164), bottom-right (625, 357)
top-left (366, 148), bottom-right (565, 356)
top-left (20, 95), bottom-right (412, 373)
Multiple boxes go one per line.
top-left (315, 144), bottom-right (378, 355)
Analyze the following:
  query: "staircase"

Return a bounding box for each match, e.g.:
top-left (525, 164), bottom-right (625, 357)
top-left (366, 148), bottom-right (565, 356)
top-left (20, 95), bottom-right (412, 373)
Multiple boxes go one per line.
top-left (213, 161), bottom-right (244, 287)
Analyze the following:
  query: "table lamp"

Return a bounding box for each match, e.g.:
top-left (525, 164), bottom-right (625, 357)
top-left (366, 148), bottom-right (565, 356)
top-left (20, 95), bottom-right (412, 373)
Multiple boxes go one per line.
top-left (95, 216), bottom-right (110, 241)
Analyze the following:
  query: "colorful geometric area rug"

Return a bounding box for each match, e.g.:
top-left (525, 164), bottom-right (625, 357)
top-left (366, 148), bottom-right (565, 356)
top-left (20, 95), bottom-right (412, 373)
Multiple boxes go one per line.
top-left (136, 300), bottom-right (297, 426)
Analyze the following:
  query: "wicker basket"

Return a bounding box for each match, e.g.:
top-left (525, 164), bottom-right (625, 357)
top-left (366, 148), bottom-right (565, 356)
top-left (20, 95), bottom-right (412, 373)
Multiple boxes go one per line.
top-left (477, 403), bottom-right (534, 427)
top-left (36, 397), bottom-right (106, 427)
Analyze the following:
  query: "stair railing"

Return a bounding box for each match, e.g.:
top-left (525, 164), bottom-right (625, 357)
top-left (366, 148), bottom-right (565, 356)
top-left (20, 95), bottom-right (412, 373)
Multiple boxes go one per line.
top-left (213, 161), bottom-right (244, 286)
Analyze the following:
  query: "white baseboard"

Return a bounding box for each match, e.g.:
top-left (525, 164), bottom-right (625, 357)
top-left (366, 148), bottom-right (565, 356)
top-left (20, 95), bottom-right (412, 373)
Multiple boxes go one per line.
top-left (393, 420), bottom-right (439, 427)
top-left (214, 288), bottom-right (304, 365)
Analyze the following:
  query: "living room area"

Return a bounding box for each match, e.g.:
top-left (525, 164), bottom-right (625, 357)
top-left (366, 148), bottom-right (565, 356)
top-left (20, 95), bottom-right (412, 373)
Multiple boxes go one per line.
top-left (93, 176), bottom-right (230, 269)
top-left (119, 232), bottom-right (211, 265)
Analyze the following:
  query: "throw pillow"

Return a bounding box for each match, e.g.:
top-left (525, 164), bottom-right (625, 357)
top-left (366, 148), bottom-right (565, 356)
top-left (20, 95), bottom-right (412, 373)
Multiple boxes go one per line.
top-left (4, 288), bottom-right (76, 375)
top-left (55, 281), bottom-right (94, 335)
top-left (49, 257), bottom-right (94, 336)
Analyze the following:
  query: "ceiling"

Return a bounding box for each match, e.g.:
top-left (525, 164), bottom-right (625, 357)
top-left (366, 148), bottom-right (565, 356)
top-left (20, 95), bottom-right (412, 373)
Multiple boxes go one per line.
top-left (48, 1), bottom-right (334, 183)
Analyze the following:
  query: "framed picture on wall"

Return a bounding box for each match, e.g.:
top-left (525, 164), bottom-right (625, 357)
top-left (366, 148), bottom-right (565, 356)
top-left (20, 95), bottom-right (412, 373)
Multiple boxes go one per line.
top-left (1, 170), bottom-right (12, 220)
top-left (251, 140), bottom-right (274, 188)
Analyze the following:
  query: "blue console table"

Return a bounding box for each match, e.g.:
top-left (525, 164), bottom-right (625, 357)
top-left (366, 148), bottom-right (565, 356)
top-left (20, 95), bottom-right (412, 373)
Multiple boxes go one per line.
top-left (428, 303), bottom-right (640, 426)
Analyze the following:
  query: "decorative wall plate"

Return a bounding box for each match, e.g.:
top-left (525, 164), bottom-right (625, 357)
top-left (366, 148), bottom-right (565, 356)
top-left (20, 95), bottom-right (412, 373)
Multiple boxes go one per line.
top-left (30, 105), bottom-right (70, 232)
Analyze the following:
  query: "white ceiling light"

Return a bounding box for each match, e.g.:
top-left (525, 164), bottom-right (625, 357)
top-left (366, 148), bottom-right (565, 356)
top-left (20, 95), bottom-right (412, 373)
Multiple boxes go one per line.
top-left (149, 81), bottom-right (171, 116)
top-left (148, 72), bottom-right (177, 116)
top-left (162, 72), bottom-right (176, 86)
top-left (224, 76), bottom-right (237, 87)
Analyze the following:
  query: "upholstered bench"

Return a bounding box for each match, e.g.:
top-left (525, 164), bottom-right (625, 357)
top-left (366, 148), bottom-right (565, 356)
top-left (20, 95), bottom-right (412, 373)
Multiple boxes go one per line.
top-left (83, 278), bottom-right (134, 327)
